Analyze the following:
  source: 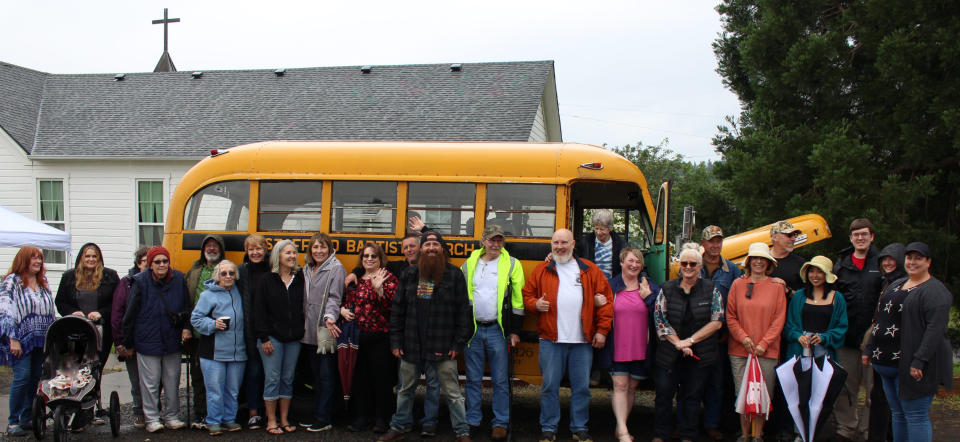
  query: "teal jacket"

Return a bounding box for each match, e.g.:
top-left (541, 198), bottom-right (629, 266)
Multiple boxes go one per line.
top-left (461, 247), bottom-right (525, 342)
top-left (783, 288), bottom-right (848, 360)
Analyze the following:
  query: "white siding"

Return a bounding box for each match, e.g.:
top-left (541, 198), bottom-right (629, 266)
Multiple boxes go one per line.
top-left (528, 100), bottom-right (547, 142)
top-left (0, 134), bottom-right (196, 291)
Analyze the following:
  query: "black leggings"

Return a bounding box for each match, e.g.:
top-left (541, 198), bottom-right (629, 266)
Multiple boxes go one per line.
top-left (351, 332), bottom-right (396, 424)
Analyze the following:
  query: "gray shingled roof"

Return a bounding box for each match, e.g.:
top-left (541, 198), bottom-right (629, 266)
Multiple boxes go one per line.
top-left (0, 60), bottom-right (555, 158)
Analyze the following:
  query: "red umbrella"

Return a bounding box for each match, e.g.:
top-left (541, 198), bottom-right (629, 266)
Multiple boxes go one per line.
top-left (735, 354), bottom-right (772, 436)
top-left (336, 321), bottom-right (360, 403)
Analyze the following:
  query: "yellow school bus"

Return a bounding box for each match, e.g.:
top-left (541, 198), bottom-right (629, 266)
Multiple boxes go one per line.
top-left (164, 141), bottom-right (673, 383)
top-left (163, 141), bottom-right (829, 384)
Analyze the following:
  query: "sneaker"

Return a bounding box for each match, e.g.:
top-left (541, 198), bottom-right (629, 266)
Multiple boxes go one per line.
top-left (7, 425), bottom-right (27, 437)
top-left (146, 421), bottom-right (164, 433)
top-left (91, 416), bottom-right (105, 425)
top-left (191, 417), bottom-right (207, 430)
top-left (224, 422), bottom-right (242, 432)
top-left (573, 430), bottom-right (594, 442)
top-left (491, 426), bottom-right (508, 441)
top-left (133, 415), bottom-right (146, 429)
top-left (307, 422), bottom-right (332, 432)
top-left (455, 435), bottom-right (473, 442)
top-left (539, 431), bottom-right (557, 442)
top-left (208, 424), bottom-right (223, 436)
top-left (420, 424), bottom-right (437, 438)
top-left (373, 419), bottom-right (389, 434)
top-left (298, 420), bottom-right (313, 428)
top-left (164, 418), bottom-right (186, 430)
top-left (247, 415), bottom-right (264, 430)
top-left (376, 428), bottom-right (406, 441)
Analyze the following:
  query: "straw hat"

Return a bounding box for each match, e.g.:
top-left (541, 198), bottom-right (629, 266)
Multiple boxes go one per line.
top-left (741, 242), bottom-right (778, 268)
top-left (799, 255), bottom-right (838, 284)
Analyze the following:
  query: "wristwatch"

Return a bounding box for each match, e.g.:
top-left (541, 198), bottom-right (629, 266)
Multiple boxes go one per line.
top-left (688, 337), bottom-right (695, 345)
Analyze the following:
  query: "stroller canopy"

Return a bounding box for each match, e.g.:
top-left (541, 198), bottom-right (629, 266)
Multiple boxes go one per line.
top-left (44, 315), bottom-right (102, 365)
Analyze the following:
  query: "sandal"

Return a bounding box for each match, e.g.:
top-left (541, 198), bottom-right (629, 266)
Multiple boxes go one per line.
top-left (266, 426), bottom-right (283, 435)
top-left (282, 424), bottom-right (297, 433)
top-left (615, 432), bottom-right (634, 442)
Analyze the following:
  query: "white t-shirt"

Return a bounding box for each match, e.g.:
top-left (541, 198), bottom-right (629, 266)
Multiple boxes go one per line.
top-left (472, 257), bottom-right (499, 322)
top-left (555, 259), bottom-right (586, 343)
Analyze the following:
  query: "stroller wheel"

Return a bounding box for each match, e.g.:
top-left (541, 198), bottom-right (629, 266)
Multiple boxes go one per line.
top-left (53, 405), bottom-right (68, 442)
top-left (31, 396), bottom-right (46, 440)
top-left (109, 391), bottom-right (120, 437)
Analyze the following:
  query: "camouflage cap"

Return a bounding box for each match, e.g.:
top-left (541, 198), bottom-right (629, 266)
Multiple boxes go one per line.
top-left (770, 220), bottom-right (800, 236)
top-left (482, 225), bottom-right (505, 241)
top-left (701, 225), bottom-right (724, 241)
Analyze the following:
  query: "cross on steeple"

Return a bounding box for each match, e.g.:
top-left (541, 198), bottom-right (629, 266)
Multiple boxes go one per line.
top-left (152, 8), bottom-right (180, 53)
top-left (151, 8), bottom-right (180, 73)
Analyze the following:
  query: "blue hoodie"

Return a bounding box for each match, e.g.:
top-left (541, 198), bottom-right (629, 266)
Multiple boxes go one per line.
top-left (191, 279), bottom-right (246, 362)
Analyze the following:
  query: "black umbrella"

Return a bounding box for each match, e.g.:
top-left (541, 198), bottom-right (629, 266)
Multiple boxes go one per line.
top-left (777, 355), bottom-right (847, 442)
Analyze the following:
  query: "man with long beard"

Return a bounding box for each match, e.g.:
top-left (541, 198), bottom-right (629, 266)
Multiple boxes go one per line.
top-left (523, 229), bottom-right (613, 442)
top-left (379, 231), bottom-right (474, 442)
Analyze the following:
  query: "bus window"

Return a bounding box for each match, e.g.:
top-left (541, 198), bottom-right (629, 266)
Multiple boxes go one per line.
top-left (331, 181), bottom-right (397, 234)
top-left (259, 181), bottom-right (324, 232)
top-left (183, 180), bottom-right (250, 231)
top-left (485, 184), bottom-right (555, 238)
top-left (407, 183), bottom-right (475, 236)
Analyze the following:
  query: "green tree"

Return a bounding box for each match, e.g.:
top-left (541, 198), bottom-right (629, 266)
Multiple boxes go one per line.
top-left (713, 0), bottom-right (960, 300)
top-left (608, 140), bottom-right (741, 244)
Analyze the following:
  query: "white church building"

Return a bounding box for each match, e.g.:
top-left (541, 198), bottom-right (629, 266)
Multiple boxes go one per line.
top-left (0, 59), bottom-right (561, 287)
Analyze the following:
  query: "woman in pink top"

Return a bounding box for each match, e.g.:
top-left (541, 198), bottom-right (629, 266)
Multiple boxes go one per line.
top-left (599, 247), bottom-right (660, 442)
top-left (726, 242), bottom-right (787, 442)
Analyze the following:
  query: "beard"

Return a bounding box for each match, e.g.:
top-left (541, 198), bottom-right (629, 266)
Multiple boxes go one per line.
top-left (553, 251), bottom-right (573, 263)
top-left (204, 250), bottom-right (221, 263)
top-left (418, 250), bottom-right (447, 283)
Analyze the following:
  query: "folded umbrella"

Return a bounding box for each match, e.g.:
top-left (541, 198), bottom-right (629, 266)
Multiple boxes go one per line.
top-left (777, 355), bottom-right (848, 442)
top-left (336, 320), bottom-right (360, 403)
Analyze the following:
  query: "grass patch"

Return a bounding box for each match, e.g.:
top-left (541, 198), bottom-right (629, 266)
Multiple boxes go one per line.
top-left (954, 362), bottom-right (960, 377)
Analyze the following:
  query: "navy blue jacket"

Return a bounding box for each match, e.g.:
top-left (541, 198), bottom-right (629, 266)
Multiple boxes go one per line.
top-left (122, 269), bottom-right (192, 356)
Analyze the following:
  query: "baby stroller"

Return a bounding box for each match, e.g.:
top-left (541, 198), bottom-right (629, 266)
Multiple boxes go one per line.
top-left (31, 315), bottom-right (120, 441)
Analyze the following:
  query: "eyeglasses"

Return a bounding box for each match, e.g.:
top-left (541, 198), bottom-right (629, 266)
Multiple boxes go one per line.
top-left (362, 254), bottom-right (378, 259)
top-left (786, 232), bottom-right (799, 238)
top-left (220, 271), bottom-right (236, 277)
top-left (851, 232), bottom-right (871, 238)
top-left (152, 258), bottom-right (169, 265)
top-left (745, 282), bottom-right (754, 299)
top-left (679, 261), bottom-right (698, 268)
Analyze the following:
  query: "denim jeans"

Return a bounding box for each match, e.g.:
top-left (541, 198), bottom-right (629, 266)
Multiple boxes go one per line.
top-left (124, 354), bottom-right (143, 416)
top-left (244, 338), bottom-right (264, 411)
top-left (391, 359), bottom-right (468, 436)
top-left (259, 337), bottom-right (301, 400)
top-left (465, 323), bottom-right (510, 427)
top-left (200, 359), bottom-right (245, 425)
top-left (677, 345), bottom-right (727, 429)
top-left (538, 339), bottom-right (592, 433)
top-left (419, 362), bottom-right (440, 427)
top-left (8, 349), bottom-right (43, 426)
top-left (304, 345), bottom-right (338, 425)
top-left (654, 358), bottom-right (711, 440)
top-left (873, 364), bottom-right (935, 442)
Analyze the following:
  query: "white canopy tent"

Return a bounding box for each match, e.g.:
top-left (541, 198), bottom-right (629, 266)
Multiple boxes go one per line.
top-left (0, 205), bottom-right (72, 251)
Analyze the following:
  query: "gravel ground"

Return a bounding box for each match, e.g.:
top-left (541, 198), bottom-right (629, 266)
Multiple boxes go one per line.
top-left (3, 378), bottom-right (959, 441)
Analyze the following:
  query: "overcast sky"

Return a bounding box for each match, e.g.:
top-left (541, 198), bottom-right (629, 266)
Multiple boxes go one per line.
top-left (2, 1), bottom-right (742, 161)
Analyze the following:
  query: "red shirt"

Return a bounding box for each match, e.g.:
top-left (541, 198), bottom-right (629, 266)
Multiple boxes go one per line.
top-left (851, 254), bottom-right (865, 270)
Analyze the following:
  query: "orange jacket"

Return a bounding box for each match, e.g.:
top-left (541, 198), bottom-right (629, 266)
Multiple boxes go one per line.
top-left (522, 258), bottom-right (614, 342)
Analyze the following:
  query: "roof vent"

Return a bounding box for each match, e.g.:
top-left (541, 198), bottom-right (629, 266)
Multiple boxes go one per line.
top-left (191, 71), bottom-right (203, 79)
top-left (450, 63), bottom-right (462, 72)
top-left (114, 73), bottom-right (126, 81)
top-left (360, 65), bottom-right (372, 74)
top-left (274, 68), bottom-right (286, 77)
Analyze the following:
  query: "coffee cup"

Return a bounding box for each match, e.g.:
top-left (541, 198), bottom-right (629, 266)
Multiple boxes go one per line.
top-left (218, 316), bottom-right (231, 330)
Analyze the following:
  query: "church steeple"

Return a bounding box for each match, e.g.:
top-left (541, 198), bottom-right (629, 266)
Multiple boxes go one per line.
top-left (152, 8), bottom-right (180, 72)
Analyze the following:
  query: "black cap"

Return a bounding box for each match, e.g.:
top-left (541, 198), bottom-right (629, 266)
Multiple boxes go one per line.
top-left (904, 242), bottom-right (930, 258)
top-left (420, 230), bottom-right (444, 247)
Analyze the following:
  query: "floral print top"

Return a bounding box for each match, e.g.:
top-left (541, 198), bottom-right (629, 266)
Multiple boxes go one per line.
top-left (344, 272), bottom-right (398, 333)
